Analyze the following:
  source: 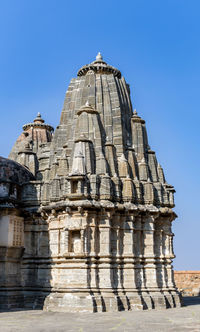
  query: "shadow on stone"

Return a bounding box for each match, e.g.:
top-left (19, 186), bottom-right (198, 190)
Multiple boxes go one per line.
top-left (183, 296), bottom-right (200, 306)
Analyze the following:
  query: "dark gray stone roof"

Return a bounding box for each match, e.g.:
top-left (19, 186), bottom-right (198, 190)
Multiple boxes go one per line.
top-left (0, 156), bottom-right (34, 185)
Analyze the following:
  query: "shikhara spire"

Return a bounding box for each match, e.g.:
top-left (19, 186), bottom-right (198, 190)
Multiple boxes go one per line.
top-left (0, 54), bottom-right (181, 312)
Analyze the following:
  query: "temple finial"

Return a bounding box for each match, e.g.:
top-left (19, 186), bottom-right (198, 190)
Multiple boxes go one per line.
top-left (34, 112), bottom-right (44, 123)
top-left (96, 52), bottom-right (103, 61)
top-left (133, 109), bottom-right (137, 116)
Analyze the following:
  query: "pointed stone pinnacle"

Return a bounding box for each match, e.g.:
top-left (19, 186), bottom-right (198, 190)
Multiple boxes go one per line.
top-left (133, 109), bottom-right (137, 116)
top-left (85, 100), bottom-right (90, 107)
top-left (37, 112), bottom-right (41, 118)
top-left (96, 52), bottom-right (103, 61)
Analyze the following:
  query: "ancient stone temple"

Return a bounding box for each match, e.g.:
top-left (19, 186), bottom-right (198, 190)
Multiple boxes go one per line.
top-left (0, 53), bottom-right (181, 312)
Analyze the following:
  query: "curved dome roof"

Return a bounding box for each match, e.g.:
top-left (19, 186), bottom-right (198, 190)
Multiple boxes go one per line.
top-left (0, 156), bottom-right (34, 185)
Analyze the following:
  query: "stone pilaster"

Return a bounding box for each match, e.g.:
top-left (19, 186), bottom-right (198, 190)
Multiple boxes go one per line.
top-left (142, 214), bottom-right (157, 288)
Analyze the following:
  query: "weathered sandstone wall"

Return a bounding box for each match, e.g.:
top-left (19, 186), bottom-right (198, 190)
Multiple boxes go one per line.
top-left (174, 271), bottom-right (200, 296)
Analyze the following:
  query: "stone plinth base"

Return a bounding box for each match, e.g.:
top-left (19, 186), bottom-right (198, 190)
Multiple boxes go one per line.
top-left (0, 289), bottom-right (182, 312)
top-left (43, 290), bottom-right (182, 312)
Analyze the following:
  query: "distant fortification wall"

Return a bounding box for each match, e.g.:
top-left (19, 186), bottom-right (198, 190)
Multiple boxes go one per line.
top-left (174, 271), bottom-right (200, 296)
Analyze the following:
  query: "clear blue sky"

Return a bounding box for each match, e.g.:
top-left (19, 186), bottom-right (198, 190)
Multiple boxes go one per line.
top-left (0, 0), bottom-right (199, 270)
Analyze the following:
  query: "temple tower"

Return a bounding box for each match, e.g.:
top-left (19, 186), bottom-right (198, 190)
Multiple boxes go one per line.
top-left (0, 54), bottom-right (181, 312)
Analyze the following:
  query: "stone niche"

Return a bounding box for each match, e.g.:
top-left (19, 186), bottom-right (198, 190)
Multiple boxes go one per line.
top-left (69, 230), bottom-right (81, 253)
top-left (0, 214), bottom-right (24, 247)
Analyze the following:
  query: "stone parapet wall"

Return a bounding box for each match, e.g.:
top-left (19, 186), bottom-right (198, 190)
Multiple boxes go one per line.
top-left (174, 271), bottom-right (200, 296)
